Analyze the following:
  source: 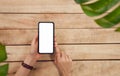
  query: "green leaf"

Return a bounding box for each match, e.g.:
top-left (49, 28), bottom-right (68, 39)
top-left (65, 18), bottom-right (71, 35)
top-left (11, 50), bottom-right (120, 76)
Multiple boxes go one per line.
top-left (81, 0), bottom-right (120, 16)
top-left (0, 64), bottom-right (9, 76)
top-left (75, 0), bottom-right (120, 30)
top-left (115, 27), bottom-right (120, 32)
top-left (0, 44), bottom-right (8, 76)
top-left (0, 44), bottom-right (7, 62)
top-left (95, 6), bottom-right (120, 28)
top-left (75, 0), bottom-right (90, 4)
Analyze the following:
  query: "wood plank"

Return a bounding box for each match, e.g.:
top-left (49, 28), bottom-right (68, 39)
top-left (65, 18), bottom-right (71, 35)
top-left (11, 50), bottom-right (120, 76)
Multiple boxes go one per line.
top-left (6, 44), bottom-right (120, 61)
top-left (5, 61), bottom-right (120, 76)
top-left (0, 29), bottom-right (120, 44)
top-left (1, 14), bottom-right (119, 29)
top-left (0, 0), bottom-right (81, 13)
top-left (0, 14), bottom-right (119, 29)
top-left (0, 14), bottom-right (102, 29)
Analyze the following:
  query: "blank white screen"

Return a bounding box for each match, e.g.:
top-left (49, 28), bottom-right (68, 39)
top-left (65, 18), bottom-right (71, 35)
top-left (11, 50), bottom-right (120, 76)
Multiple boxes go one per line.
top-left (39, 23), bottom-right (53, 53)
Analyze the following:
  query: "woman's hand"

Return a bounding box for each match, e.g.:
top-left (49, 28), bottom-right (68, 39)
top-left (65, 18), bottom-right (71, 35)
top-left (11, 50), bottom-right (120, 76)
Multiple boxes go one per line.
top-left (24, 33), bottom-right (41, 66)
top-left (30, 33), bottom-right (41, 59)
top-left (54, 41), bottom-right (72, 76)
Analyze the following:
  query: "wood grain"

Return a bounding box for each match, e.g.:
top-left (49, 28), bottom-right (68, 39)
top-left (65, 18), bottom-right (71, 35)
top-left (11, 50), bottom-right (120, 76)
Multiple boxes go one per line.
top-left (1, 14), bottom-right (119, 29)
top-left (5, 44), bottom-right (120, 61)
top-left (0, 29), bottom-right (120, 44)
top-left (0, 0), bottom-right (81, 13)
top-left (0, 14), bottom-right (102, 29)
top-left (5, 61), bottom-right (120, 76)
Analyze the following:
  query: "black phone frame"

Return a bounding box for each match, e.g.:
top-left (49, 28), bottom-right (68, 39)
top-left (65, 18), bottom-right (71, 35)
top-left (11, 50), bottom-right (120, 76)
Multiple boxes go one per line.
top-left (38, 22), bottom-right (55, 54)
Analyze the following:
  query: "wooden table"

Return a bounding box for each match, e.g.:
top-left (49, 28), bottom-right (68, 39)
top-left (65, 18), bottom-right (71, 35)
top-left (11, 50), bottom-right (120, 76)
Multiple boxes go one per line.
top-left (0, 0), bottom-right (120, 76)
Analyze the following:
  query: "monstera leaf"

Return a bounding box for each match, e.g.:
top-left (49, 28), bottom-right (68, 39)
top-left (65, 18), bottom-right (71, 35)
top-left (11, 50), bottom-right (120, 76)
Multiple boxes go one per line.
top-left (75, 0), bottom-right (120, 31)
top-left (0, 64), bottom-right (8, 76)
top-left (0, 44), bottom-right (7, 62)
top-left (0, 44), bottom-right (8, 76)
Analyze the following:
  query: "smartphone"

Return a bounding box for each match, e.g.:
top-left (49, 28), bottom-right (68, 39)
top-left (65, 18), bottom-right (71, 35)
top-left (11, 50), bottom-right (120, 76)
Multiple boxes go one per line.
top-left (38, 22), bottom-right (54, 54)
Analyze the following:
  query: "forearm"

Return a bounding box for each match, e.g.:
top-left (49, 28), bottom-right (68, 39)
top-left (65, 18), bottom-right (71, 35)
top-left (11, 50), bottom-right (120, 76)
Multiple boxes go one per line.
top-left (15, 55), bottom-right (37, 76)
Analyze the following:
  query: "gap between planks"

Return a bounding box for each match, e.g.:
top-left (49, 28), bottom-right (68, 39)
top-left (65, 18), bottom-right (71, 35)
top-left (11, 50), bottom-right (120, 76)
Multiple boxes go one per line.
top-left (3, 59), bottom-right (120, 63)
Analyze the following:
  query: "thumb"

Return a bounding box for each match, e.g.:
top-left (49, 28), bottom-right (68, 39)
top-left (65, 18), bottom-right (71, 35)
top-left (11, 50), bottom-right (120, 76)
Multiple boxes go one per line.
top-left (32, 33), bottom-right (38, 44)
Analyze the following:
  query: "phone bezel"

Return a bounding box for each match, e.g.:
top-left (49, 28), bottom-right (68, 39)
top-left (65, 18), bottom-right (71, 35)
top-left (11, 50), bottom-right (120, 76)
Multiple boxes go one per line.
top-left (38, 22), bottom-right (55, 54)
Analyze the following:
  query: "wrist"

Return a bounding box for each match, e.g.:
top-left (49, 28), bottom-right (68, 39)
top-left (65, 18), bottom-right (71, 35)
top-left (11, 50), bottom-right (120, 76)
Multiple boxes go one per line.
top-left (24, 55), bottom-right (38, 66)
top-left (22, 62), bottom-right (34, 70)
